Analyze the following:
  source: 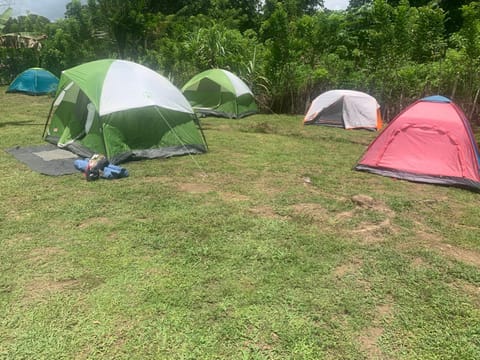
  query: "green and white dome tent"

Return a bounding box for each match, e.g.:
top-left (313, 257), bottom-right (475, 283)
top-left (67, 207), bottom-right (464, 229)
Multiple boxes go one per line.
top-left (44, 59), bottom-right (207, 164)
top-left (182, 69), bottom-right (257, 119)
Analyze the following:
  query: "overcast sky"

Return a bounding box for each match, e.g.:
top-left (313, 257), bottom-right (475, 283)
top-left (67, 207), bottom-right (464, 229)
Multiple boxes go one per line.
top-left (7, 0), bottom-right (84, 19)
top-left (7, 0), bottom-right (349, 21)
top-left (324, 0), bottom-right (349, 11)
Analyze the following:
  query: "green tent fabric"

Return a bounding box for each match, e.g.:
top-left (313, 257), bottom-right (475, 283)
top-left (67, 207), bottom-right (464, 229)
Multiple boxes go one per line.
top-left (182, 69), bottom-right (257, 119)
top-left (44, 59), bottom-right (207, 164)
top-left (6, 67), bottom-right (59, 95)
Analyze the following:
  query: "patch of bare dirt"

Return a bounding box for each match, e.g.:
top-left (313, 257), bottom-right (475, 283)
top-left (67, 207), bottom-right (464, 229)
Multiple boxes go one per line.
top-left (353, 220), bottom-right (395, 245)
top-left (333, 258), bottom-right (363, 278)
top-left (433, 243), bottom-right (480, 268)
top-left (376, 302), bottom-right (394, 318)
top-left (28, 247), bottom-right (66, 263)
top-left (411, 257), bottom-right (426, 268)
top-left (4, 234), bottom-right (33, 247)
top-left (78, 217), bottom-right (113, 229)
top-left (241, 328), bottom-right (279, 354)
top-left (450, 279), bottom-right (480, 295)
top-left (357, 297), bottom-right (394, 359)
top-left (353, 219), bottom-right (392, 234)
top-left (349, 195), bottom-right (398, 243)
top-left (220, 192), bottom-right (250, 202)
top-left (290, 203), bottom-right (328, 220)
top-left (358, 326), bottom-right (384, 358)
top-left (416, 230), bottom-right (480, 268)
top-left (139, 175), bottom-right (170, 183)
top-left (5, 209), bottom-right (23, 221)
top-left (209, 124), bottom-right (234, 132)
top-left (289, 195), bottom-right (397, 242)
top-left (449, 280), bottom-right (480, 307)
top-left (24, 278), bottom-right (81, 301)
top-left (253, 178), bottom-right (284, 197)
top-left (28, 247), bottom-right (65, 266)
top-left (351, 194), bottom-right (394, 217)
top-left (334, 210), bottom-right (355, 222)
top-left (249, 205), bottom-right (286, 220)
top-left (75, 317), bottom-right (135, 359)
top-left (176, 183), bottom-right (213, 193)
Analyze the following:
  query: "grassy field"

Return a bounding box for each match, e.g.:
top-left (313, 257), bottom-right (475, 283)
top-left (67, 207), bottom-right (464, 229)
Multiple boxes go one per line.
top-left (1, 87), bottom-right (480, 359)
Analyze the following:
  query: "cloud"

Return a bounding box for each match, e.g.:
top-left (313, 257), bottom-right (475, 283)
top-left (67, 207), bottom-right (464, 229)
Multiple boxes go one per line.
top-left (7, 0), bottom-right (348, 21)
top-left (10, 0), bottom-right (74, 20)
top-left (324, 0), bottom-right (349, 10)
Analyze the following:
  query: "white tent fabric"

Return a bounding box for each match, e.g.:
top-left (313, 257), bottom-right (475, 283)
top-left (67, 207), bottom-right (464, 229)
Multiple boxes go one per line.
top-left (305, 90), bottom-right (380, 130)
top-left (222, 70), bottom-right (253, 97)
top-left (99, 60), bottom-right (193, 116)
top-left (45, 59), bottom-right (207, 164)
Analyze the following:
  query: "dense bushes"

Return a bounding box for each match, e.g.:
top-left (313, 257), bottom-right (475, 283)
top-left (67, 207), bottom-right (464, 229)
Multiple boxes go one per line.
top-left (1, 0), bottom-right (479, 122)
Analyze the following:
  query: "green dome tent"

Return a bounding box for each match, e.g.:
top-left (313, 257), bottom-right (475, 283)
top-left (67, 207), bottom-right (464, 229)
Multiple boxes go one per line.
top-left (44, 59), bottom-right (207, 164)
top-left (6, 67), bottom-right (59, 95)
top-left (182, 69), bottom-right (257, 119)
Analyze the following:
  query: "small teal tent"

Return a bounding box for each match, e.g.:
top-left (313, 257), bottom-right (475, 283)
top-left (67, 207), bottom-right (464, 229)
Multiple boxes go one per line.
top-left (6, 68), bottom-right (59, 95)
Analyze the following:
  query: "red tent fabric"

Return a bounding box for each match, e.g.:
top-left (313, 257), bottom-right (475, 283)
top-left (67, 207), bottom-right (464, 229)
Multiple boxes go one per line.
top-left (355, 96), bottom-right (480, 191)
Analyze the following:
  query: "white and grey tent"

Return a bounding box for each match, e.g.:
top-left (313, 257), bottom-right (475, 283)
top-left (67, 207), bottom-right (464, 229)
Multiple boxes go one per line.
top-left (44, 59), bottom-right (207, 164)
top-left (304, 90), bottom-right (383, 131)
top-left (182, 69), bottom-right (257, 119)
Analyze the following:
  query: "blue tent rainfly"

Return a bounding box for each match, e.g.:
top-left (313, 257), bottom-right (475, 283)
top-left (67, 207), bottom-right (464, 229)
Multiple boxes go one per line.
top-left (6, 67), bottom-right (59, 95)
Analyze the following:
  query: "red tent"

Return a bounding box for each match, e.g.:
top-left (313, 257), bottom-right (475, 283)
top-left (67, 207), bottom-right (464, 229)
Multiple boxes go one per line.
top-left (355, 96), bottom-right (480, 191)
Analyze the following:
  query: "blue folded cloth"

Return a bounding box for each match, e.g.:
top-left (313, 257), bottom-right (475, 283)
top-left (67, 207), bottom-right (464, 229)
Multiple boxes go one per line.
top-left (73, 159), bottom-right (88, 172)
top-left (74, 158), bottom-right (129, 179)
top-left (102, 163), bottom-right (129, 179)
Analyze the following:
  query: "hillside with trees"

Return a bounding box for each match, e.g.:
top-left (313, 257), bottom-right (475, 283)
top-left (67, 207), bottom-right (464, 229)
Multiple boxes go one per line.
top-left (1, 0), bottom-right (480, 123)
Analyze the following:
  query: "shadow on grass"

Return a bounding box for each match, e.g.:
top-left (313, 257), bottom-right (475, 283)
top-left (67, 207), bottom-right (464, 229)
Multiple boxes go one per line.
top-left (0, 120), bottom-right (43, 127)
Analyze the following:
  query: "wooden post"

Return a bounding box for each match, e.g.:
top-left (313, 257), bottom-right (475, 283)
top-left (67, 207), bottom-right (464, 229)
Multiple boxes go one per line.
top-left (451, 76), bottom-right (458, 99)
top-left (469, 88), bottom-right (480, 125)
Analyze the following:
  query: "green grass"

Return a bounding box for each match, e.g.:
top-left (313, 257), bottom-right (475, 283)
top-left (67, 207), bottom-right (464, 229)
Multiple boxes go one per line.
top-left (1, 87), bottom-right (480, 359)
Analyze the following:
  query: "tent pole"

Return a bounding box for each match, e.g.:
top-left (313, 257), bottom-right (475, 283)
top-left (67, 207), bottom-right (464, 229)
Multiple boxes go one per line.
top-left (42, 99), bottom-right (55, 139)
top-left (193, 114), bottom-right (208, 149)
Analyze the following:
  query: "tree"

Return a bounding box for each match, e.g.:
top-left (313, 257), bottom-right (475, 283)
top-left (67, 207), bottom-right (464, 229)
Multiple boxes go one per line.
top-left (94, 0), bottom-right (150, 59)
top-left (348, 0), bottom-right (371, 9)
top-left (206, 0), bottom-right (262, 32)
top-left (3, 13), bottom-right (50, 34)
top-left (411, 5), bottom-right (446, 63)
top-left (0, 0), bottom-right (13, 15)
top-left (456, 2), bottom-right (480, 97)
top-left (261, 1), bottom-right (311, 112)
top-left (0, 6), bottom-right (12, 32)
top-left (0, 9), bottom-right (51, 82)
top-left (438, 0), bottom-right (477, 35)
top-left (39, 1), bottom-right (99, 74)
top-left (263, 0), bottom-right (324, 18)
